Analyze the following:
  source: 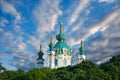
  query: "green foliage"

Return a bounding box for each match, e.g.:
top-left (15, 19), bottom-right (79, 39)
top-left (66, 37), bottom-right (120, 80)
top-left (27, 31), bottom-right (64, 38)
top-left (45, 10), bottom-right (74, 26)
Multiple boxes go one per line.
top-left (100, 55), bottom-right (120, 80)
top-left (54, 68), bottom-right (74, 80)
top-left (0, 54), bottom-right (120, 80)
top-left (0, 63), bottom-right (6, 73)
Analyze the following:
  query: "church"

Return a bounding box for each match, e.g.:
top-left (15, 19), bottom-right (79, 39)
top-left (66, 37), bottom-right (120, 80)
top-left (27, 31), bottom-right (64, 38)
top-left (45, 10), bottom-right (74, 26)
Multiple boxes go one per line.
top-left (36, 20), bottom-right (86, 69)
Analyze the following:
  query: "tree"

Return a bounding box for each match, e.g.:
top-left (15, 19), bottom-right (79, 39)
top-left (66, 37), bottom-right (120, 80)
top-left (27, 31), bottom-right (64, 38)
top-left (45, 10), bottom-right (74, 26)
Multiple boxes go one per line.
top-left (0, 63), bottom-right (6, 73)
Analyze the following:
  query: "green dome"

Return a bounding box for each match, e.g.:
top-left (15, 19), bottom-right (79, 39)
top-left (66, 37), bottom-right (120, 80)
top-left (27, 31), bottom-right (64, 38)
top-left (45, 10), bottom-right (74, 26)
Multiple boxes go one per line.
top-left (56, 33), bottom-right (66, 41)
top-left (37, 45), bottom-right (44, 60)
top-left (48, 36), bottom-right (54, 51)
top-left (38, 51), bottom-right (44, 57)
top-left (54, 20), bottom-right (72, 56)
top-left (48, 43), bottom-right (54, 51)
top-left (49, 42), bottom-right (54, 48)
top-left (56, 21), bottom-right (66, 41)
top-left (54, 41), bottom-right (70, 49)
top-left (54, 41), bottom-right (72, 55)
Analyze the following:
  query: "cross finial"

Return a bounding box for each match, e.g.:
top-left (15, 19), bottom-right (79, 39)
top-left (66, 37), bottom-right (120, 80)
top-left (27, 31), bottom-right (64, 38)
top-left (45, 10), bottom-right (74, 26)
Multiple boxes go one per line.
top-left (40, 44), bottom-right (42, 50)
top-left (81, 40), bottom-right (83, 47)
top-left (60, 17), bottom-right (62, 23)
top-left (60, 17), bottom-right (63, 33)
top-left (50, 35), bottom-right (53, 43)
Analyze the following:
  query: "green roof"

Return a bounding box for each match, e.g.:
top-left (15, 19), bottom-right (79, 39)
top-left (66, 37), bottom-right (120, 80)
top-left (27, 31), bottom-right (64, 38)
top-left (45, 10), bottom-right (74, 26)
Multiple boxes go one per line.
top-left (48, 36), bottom-right (54, 51)
top-left (53, 20), bottom-right (72, 56)
top-left (56, 20), bottom-right (66, 41)
top-left (37, 44), bottom-right (44, 60)
top-left (54, 41), bottom-right (70, 50)
top-left (56, 33), bottom-right (66, 41)
top-left (54, 41), bottom-right (72, 55)
top-left (79, 40), bottom-right (85, 55)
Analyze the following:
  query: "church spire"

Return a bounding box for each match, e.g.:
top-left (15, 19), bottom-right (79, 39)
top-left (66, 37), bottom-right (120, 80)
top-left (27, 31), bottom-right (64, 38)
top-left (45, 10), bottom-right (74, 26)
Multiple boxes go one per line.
top-left (37, 44), bottom-right (44, 65)
top-left (78, 40), bottom-right (86, 62)
top-left (56, 18), bottom-right (66, 41)
top-left (80, 40), bottom-right (83, 49)
top-left (40, 44), bottom-right (42, 51)
top-left (50, 36), bottom-right (53, 43)
top-left (48, 36), bottom-right (54, 51)
top-left (38, 44), bottom-right (44, 57)
top-left (60, 18), bottom-right (63, 33)
top-left (79, 40), bottom-right (85, 54)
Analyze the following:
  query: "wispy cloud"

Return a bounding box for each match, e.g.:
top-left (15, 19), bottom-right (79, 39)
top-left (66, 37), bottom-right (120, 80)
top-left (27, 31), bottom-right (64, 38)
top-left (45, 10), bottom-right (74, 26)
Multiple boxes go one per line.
top-left (33, 0), bottom-right (62, 39)
top-left (0, 0), bottom-right (21, 23)
top-left (0, 17), bottom-right (9, 27)
top-left (0, 52), bottom-right (4, 57)
top-left (68, 8), bottom-right (120, 46)
top-left (98, 0), bottom-right (116, 3)
top-left (69, 0), bottom-right (90, 25)
top-left (85, 9), bottom-right (120, 62)
top-left (7, 0), bottom-right (62, 70)
top-left (82, 8), bottom-right (120, 40)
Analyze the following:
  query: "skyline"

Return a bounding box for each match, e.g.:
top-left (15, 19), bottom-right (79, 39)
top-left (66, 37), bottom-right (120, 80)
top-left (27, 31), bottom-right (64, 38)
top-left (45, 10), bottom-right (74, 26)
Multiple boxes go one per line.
top-left (0, 0), bottom-right (120, 71)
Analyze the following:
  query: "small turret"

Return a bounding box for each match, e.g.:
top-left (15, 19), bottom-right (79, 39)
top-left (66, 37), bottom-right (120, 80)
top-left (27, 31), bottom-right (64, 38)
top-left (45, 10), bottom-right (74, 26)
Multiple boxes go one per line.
top-left (78, 40), bottom-right (86, 63)
top-left (48, 36), bottom-right (54, 51)
top-left (36, 44), bottom-right (44, 67)
top-left (79, 40), bottom-right (85, 55)
top-left (48, 36), bottom-right (55, 68)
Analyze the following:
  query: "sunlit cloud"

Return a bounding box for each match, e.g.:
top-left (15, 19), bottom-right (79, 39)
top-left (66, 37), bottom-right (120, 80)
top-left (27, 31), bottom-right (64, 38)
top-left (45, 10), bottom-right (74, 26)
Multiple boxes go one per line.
top-left (69, 0), bottom-right (90, 25)
top-left (33, 0), bottom-right (62, 39)
top-left (82, 8), bottom-right (120, 40)
top-left (0, 0), bottom-right (21, 23)
top-left (98, 0), bottom-right (116, 3)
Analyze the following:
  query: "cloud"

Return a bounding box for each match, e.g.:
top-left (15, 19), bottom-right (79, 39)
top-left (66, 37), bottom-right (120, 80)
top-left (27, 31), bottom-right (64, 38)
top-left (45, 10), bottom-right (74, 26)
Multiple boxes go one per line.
top-left (0, 0), bottom-right (63, 70)
top-left (98, 0), bottom-right (116, 3)
top-left (85, 9), bottom-right (120, 62)
top-left (66, 7), bottom-right (120, 63)
top-left (33, 0), bottom-right (62, 39)
top-left (71, 19), bottom-right (84, 32)
top-left (0, 17), bottom-right (9, 27)
top-left (96, 57), bottom-right (112, 65)
top-left (0, 0), bottom-right (21, 23)
top-left (69, 0), bottom-right (90, 25)
top-left (68, 8), bottom-right (120, 47)
top-left (82, 9), bottom-right (119, 40)
top-left (0, 53), bottom-right (4, 57)
top-left (11, 52), bottom-right (37, 71)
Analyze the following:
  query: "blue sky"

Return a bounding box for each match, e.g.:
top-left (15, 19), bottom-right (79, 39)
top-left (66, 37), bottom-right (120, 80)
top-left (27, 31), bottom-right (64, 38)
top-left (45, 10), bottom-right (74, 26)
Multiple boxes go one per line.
top-left (0, 0), bottom-right (120, 71)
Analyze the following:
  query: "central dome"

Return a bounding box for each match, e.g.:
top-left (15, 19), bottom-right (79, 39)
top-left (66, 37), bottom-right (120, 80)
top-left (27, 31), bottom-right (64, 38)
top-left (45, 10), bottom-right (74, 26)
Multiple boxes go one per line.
top-left (54, 41), bottom-right (70, 49)
top-left (54, 41), bottom-right (72, 55)
top-left (56, 33), bottom-right (66, 41)
top-left (54, 20), bottom-right (72, 56)
top-left (56, 21), bottom-right (66, 41)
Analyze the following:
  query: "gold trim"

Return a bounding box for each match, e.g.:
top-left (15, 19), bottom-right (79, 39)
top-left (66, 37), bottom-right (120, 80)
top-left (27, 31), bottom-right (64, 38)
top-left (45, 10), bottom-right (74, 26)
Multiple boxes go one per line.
top-left (48, 54), bottom-right (56, 56)
top-left (78, 58), bottom-right (85, 60)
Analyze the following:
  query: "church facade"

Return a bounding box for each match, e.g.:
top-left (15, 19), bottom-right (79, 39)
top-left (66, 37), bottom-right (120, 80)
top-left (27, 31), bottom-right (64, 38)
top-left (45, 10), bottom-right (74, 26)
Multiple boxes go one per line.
top-left (36, 21), bottom-right (86, 69)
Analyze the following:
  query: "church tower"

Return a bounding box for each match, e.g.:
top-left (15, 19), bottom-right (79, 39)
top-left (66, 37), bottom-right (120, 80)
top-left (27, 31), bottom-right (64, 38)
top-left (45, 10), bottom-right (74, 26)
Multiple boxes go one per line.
top-left (36, 18), bottom-right (87, 68)
top-left (48, 36), bottom-right (55, 69)
top-left (36, 44), bottom-right (44, 68)
top-left (78, 40), bottom-right (85, 64)
top-left (54, 20), bottom-right (72, 68)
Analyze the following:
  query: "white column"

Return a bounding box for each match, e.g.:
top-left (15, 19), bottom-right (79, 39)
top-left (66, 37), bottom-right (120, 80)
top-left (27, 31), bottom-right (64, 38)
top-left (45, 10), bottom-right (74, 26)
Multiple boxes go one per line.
top-left (57, 56), bottom-right (62, 68)
top-left (78, 55), bottom-right (85, 64)
top-left (48, 51), bottom-right (55, 69)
